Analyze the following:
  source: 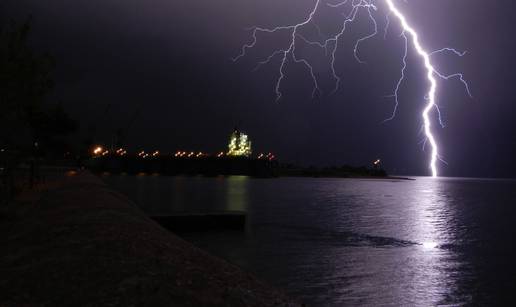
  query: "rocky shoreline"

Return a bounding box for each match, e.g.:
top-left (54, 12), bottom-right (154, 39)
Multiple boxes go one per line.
top-left (0, 170), bottom-right (300, 306)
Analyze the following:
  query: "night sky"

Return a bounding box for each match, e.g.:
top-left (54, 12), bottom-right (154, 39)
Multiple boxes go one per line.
top-left (4, 0), bottom-right (516, 177)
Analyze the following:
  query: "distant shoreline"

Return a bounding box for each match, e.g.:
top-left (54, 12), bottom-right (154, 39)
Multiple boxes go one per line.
top-left (95, 170), bottom-right (414, 181)
top-left (278, 174), bottom-right (415, 181)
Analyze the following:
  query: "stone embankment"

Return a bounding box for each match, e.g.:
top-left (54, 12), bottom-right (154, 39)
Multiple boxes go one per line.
top-left (0, 170), bottom-right (299, 306)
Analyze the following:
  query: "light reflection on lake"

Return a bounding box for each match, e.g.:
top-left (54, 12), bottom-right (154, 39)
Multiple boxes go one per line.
top-left (103, 174), bottom-right (516, 306)
top-left (107, 174), bottom-right (249, 214)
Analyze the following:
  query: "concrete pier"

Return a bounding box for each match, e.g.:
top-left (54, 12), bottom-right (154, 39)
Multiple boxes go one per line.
top-left (151, 212), bottom-right (246, 232)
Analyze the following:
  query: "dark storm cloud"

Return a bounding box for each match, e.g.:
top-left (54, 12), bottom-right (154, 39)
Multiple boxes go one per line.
top-left (4, 0), bottom-right (516, 177)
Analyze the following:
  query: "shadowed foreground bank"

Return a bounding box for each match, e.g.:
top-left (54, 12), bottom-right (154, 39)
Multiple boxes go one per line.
top-left (0, 171), bottom-right (299, 306)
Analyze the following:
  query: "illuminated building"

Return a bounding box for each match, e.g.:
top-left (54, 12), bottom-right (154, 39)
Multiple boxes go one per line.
top-left (227, 128), bottom-right (252, 157)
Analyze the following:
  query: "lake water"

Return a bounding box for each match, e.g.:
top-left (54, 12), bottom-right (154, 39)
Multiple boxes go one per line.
top-left (102, 174), bottom-right (516, 306)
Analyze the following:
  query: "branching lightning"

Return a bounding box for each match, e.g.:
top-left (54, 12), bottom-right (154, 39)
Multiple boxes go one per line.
top-left (233, 0), bottom-right (471, 177)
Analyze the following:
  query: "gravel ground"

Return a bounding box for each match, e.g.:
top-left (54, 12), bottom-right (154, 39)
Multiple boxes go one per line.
top-left (0, 170), bottom-right (301, 307)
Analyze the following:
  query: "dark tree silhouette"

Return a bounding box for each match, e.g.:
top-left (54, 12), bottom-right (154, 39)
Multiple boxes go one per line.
top-left (0, 17), bottom-right (55, 148)
top-left (1, 17), bottom-right (77, 191)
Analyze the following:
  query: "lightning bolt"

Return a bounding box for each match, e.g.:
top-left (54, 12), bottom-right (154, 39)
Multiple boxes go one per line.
top-left (234, 0), bottom-right (471, 177)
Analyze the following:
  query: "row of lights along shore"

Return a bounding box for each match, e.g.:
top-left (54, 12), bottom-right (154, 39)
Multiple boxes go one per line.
top-left (92, 146), bottom-right (276, 161)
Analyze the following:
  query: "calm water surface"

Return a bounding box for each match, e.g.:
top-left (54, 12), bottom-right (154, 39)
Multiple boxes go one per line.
top-left (103, 175), bottom-right (516, 306)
